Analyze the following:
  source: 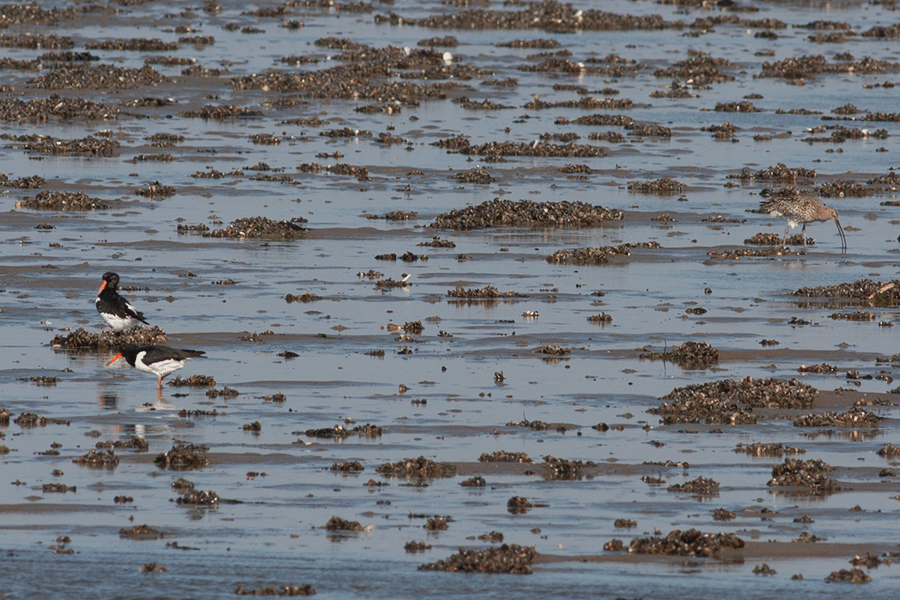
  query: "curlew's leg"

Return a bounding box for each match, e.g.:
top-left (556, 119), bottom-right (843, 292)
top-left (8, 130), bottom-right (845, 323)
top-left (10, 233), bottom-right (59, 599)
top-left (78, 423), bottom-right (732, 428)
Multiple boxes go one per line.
top-left (783, 225), bottom-right (790, 248)
top-left (802, 223), bottom-right (808, 249)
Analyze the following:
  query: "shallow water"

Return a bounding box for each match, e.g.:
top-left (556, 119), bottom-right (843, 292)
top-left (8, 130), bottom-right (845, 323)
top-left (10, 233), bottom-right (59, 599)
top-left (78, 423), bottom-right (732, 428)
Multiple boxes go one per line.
top-left (3, 0), bottom-right (900, 597)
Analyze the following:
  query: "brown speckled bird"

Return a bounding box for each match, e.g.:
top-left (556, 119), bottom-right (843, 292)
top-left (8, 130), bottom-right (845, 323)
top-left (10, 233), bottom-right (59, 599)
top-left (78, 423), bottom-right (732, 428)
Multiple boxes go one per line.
top-left (759, 195), bottom-right (846, 251)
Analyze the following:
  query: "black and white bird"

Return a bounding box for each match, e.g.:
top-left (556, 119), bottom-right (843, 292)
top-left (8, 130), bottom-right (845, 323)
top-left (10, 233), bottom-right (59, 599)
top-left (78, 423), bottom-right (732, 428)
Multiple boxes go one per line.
top-left (107, 344), bottom-right (205, 390)
top-left (95, 272), bottom-right (149, 332)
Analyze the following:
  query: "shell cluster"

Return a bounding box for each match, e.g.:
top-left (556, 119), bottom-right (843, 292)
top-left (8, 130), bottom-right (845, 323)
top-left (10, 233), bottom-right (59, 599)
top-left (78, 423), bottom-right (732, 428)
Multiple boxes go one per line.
top-left (432, 198), bottom-right (623, 230)
top-left (375, 456), bottom-right (457, 478)
top-left (153, 443), bottom-right (210, 471)
top-left (418, 544), bottom-right (537, 574)
top-left (50, 326), bottom-right (168, 350)
top-left (607, 528), bottom-right (745, 558)
top-left (767, 458), bottom-right (840, 495)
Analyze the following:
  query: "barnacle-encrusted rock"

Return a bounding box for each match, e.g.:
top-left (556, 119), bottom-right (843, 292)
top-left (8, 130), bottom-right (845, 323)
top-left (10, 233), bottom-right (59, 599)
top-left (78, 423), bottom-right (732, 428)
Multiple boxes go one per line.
top-left (17, 190), bottom-right (108, 210)
top-left (96, 436), bottom-right (148, 452)
top-left (793, 279), bottom-right (900, 304)
top-left (234, 584), bottom-right (317, 596)
top-left (609, 529), bottom-right (744, 558)
top-left (331, 461), bottom-right (364, 472)
top-left (432, 198), bottom-right (623, 230)
top-left (73, 449), bottom-right (118, 467)
top-left (792, 407), bottom-right (881, 427)
top-left (446, 285), bottom-right (524, 300)
top-left (546, 245), bottom-right (631, 265)
top-left (153, 443), bottom-right (209, 470)
top-left (176, 489), bottom-right (219, 505)
top-left (734, 442), bottom-right (805, 457)
top-left (119, 524), bottom-right (162, 539)
top-left (167, 374), bottom-right (216, 387)
top-left (649, 377), bottom-right (818, 424)
top-left (204, 216), bottom-right (307, 239)
top-left (667, 476), bottom-right (720, 495)
top-left (627, 177), bottom-right (685, 194)
top-left (418, 544), bottom-right (536, 574)
top-left (50, 326), bottom-right (167, 350)
top-left (375, 456), bottom-right (456, 478)
top-left (639, 341), bottom-right (719, 369)
top-left (478, 451), bottom-right (532, 463)
top-left (767, 458), bottom-right (839, 495)
top-left (543, 455), bottom-right (595, 480)
top-left (324, 516), bottom-right (364, 531)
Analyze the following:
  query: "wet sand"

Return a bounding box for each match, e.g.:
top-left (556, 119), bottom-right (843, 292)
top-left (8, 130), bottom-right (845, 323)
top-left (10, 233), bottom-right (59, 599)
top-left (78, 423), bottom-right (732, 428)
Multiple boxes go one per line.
top-left (3, 0), bottom-right (900, 597)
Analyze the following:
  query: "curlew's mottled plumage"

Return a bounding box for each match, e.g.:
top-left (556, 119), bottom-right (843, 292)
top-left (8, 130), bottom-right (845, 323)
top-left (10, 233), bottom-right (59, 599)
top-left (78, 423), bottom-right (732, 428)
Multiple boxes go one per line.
top-left (759, 195), bottom-right (846, 251)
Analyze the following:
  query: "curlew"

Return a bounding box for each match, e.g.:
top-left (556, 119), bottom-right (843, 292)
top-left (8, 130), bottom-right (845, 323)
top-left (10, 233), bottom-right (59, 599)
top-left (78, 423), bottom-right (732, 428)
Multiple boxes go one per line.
top-left (759, 195), bottom-right (846, 251)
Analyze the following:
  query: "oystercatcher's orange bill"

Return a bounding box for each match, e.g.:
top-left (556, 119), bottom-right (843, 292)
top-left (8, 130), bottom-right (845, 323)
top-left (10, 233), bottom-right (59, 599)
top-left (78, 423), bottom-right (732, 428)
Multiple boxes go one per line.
top-left (107, 352), bottom-right (123, 366)
top-left (97, 280), bottom-right (108, 294)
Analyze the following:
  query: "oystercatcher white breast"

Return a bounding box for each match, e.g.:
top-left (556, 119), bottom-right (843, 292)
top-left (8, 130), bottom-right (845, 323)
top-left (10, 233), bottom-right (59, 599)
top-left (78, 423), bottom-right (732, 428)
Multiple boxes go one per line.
top-left (107, 344), bottom-right (205, 390)
top-left (95, 272), bottom-right (149, 332)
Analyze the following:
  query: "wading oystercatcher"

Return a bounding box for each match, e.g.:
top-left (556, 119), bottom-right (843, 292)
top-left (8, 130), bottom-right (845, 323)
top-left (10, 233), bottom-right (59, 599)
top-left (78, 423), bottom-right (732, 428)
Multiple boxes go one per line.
top-left (759, 196), bottom-right (847, 251)
top-left (107, 344), bottom-right (205, 390)
top-left (96, 272), bottom-right (149, 332)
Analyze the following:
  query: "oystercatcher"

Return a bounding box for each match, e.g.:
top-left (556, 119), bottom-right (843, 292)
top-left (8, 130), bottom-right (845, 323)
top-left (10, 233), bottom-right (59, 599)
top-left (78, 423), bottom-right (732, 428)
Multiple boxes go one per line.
top-left (107, 344), bottom-right (205, 390)
top-left (96, 272), bottom-right (149, 332)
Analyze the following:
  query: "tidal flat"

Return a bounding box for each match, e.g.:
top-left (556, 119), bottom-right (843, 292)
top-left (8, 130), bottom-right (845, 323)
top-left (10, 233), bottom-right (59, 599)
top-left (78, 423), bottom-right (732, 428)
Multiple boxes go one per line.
top-left (2, 0), bottom-right (900, 598)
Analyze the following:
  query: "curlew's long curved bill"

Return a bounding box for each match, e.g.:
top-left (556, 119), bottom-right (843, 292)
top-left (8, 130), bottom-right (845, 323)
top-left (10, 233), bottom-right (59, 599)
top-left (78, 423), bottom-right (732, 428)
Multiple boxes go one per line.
top-left (106, 352), bottom-right (123, 366)
top-left (835, 219), bottom-right (847, 251)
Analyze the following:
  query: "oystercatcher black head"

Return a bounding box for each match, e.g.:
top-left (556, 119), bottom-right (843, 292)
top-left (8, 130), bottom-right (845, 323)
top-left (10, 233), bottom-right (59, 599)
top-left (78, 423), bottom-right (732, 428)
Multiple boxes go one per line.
top-left (107, 344), bottom-right (205, 390)
top-left (96, 272), bottom-right (149, 332)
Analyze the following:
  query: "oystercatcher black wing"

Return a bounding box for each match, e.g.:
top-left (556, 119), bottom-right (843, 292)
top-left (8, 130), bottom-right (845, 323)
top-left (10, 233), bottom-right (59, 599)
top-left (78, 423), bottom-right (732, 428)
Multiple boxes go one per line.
top-left (95, 272), bottom-right (149, 332)
top-left (108, 344), bottom-right (205, 390)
